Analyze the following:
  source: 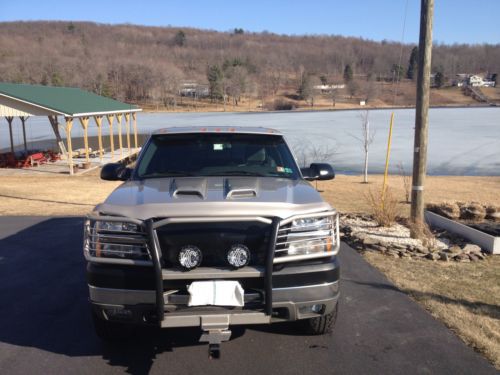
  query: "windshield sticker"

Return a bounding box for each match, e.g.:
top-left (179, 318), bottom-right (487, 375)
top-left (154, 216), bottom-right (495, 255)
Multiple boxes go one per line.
top-left (284, 167), bottom-right (293, 174)
top-left (213, 143), bottom-right (224, 151)
top-left (276, 166), bottom-right (285, 172)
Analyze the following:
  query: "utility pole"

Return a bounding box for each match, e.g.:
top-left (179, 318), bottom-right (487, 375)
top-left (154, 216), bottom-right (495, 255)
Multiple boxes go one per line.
top-left (411, 0), bottom-right (434, 238)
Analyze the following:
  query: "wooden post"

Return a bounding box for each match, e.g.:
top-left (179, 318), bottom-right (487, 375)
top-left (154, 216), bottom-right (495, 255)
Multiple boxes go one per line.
top-left (132, 112), bottom-right (138, 149)
top-left (94, 116), bottom-right (104, 161)
top-left (411, 0), bottom-right (434, 238)
top-left (106, 115), bottom-right (115, 160)
top-left (6, 116), bottom-right (14, 154)
top-left (65, 117), bottom-right (74, 175)
top-left (48, 115), bottom-right (67, 156)
top-left (117, 113), bottom-right (123, 159)
top-left (20, 116), bottom-right (28, 154)
top-left (79, 117), bottom-right (90, 162)
top-left (125, 113), bottom-right (131, 153)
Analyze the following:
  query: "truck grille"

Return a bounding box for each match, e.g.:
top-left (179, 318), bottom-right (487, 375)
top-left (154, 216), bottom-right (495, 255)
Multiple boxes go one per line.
top-left (155, 221), bottom-right (272, 268)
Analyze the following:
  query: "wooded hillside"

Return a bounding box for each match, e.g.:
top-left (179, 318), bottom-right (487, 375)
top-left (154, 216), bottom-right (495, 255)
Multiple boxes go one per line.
top-left (0, 21), bottom-right (498, 108)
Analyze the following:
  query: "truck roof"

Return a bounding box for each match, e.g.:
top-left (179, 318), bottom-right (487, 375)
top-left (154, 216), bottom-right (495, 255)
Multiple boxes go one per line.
top-left (152, 126), bottom-right (283, 136)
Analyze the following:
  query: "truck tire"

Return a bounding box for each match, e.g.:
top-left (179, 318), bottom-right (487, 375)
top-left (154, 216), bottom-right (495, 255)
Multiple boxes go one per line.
top-left (91, 310), bottom-right (134, 341)
top-left (301, 301), bottom-right (338, 335)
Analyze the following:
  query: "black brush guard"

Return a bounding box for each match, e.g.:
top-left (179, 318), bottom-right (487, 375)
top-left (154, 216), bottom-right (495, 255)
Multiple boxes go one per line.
top-left (146, 217), bottom-right (280, 324)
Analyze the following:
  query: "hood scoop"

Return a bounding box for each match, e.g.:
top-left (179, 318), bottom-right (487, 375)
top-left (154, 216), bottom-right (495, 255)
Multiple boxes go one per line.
top-left (171, 178), bottom-right (207, 199)
top-left (225, 178), bottom-right (258, 199)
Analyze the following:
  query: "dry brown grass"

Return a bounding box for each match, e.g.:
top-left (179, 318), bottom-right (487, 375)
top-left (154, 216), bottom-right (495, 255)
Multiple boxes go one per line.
top-left (0, 170), bottom-right (121, 216)
top-left (319, 174), bottom-right (500, 217)
top-left (364, 252), bottom-right (500, 369)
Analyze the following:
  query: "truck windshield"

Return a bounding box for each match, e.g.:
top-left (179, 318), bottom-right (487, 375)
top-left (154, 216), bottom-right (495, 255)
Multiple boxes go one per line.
top-left (135, 133), bottom-right (300, 179)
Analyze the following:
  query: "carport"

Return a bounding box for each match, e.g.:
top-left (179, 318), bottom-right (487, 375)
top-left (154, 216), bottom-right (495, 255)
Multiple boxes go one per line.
top-left (0, 82), bottom-right (142, 175)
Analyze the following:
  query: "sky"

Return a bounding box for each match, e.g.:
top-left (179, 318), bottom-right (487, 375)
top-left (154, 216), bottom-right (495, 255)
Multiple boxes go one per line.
top-left (1, 0), bottom-right (499, 45)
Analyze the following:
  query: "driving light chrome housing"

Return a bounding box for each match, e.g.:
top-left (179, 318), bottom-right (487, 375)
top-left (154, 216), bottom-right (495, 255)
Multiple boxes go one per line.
top-left (227, 244), bottom-right (251, 268)
top-left (179, 245), bottom-right (202, 269)
top-left (274, 212), bottom-right (340, 263)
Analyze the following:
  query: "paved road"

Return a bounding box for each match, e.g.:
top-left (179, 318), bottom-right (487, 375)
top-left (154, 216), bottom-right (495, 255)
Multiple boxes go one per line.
top-left (0, 217), bottom-right (496, 375)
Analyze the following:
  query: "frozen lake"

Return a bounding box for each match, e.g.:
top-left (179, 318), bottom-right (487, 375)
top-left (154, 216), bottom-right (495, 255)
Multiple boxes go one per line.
top-left (2, 107), bottom-right (499, 175)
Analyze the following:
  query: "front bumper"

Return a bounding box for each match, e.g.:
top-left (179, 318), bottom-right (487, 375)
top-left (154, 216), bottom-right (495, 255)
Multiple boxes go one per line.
top-left (88, 258), bottom-right (340, 327)
top-left (90, 280), bottom-right (339, 327)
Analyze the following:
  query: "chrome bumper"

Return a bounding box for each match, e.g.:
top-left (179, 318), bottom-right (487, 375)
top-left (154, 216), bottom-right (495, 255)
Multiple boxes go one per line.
top-left (89, 281), bottom-right (339, 327)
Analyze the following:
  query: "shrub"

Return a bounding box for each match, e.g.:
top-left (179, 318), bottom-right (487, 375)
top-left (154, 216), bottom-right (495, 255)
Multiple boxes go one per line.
top-left (365, 187), bottom-right (399, 227)
top-left (273, 99), bottom-right (295, 111)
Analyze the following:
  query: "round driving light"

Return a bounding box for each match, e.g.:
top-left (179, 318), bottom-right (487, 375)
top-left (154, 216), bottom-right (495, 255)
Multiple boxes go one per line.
top-left (227, 244), bottom-right (250, 268)
top-left (178, 245), bottom-right (202, 269)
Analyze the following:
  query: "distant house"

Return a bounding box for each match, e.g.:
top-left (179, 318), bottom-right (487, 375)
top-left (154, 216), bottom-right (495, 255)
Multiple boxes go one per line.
top-left (452, 74), bottom-right (495, 88)
top-left (313, 84), bottom-right (345, 93)
top-left (468, 75), bottom-right (484, 87)
top-left (179, 82), bottom-right (209, 97)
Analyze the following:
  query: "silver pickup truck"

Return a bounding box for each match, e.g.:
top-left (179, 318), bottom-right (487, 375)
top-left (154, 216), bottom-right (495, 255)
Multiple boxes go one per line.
top-left (83, 126), bottom-right (340, 358)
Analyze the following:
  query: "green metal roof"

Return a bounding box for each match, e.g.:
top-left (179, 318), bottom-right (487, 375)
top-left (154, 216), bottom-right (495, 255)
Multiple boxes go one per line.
top-left (0, 82), bottom-right (140, 117)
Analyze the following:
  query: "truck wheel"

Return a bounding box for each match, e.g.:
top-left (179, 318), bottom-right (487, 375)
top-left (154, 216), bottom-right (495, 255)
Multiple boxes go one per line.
top-left (92, 310), bottom-right (134, 341)
top-left (301, 301), bottom-right (338, 335)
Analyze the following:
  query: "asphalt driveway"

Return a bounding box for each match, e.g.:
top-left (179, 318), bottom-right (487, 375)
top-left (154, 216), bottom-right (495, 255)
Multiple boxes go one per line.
top-left (0, 217), bottom-right (496, 374)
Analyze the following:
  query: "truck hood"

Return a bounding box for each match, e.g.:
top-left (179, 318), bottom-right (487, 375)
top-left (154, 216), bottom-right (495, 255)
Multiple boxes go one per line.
top-left (95, 177), bottom-right (332, 220)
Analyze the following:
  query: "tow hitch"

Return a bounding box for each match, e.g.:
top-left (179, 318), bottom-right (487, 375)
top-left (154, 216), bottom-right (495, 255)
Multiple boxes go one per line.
top-left (199, 315), bottom-right (232, 359)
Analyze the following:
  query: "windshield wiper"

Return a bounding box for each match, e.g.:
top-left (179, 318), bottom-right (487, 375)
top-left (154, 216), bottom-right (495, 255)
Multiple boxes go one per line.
top-left (139, 171), bottom-right (194, 178)
top-left (209, 171), bottom-right (266, 177)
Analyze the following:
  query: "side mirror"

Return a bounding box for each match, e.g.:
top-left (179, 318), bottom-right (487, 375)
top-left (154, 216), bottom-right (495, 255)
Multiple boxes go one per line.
top-left (301, 163), bottom-right (335, 181)
top-left (101, 163), bottom-right (132, 181)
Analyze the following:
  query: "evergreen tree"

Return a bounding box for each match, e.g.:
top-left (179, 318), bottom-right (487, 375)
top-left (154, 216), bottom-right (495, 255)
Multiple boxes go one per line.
top-left (343, 64), bottom-right (353, 83)
top-left (407, 46), bottom-right (418, 80)
top-left (207, 64), bottom-right (224, 100)
top-left (174, 30), bottom-right (186, 47)
top-left (434, 70), bottom-right (445, 88)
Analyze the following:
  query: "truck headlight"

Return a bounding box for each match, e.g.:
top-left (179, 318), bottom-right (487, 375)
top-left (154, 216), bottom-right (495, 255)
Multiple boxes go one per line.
top-left (83, 218), bottom-right (151, 264)
top-left (274, 213), bottom-right (339, 262)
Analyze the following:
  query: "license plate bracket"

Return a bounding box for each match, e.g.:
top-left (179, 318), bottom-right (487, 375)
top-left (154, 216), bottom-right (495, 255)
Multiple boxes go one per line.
top-left (188, 280), bottom-right (244, 307)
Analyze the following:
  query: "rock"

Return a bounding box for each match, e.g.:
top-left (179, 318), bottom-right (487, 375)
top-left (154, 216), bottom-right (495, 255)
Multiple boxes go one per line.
top-left (460, 202), bottom-right (486, 222)
top-left (392, 243), bottom-right (407, 250)
top-left (447, 245), bottom-right (462, 255)
top-left (462, 244), bottom-right (482, 254)
top-left (356, 232), bottom-right (367, 241)
top-left (363, 237), bottom-right (379, 246)
top-left (476, 253), bottom-right (486, 260)
top-left (439, 252), bottom-right (449, 262)
top-left (469, 254), bottom-right (479, 262)
top-left (370, 244), bottom-right (387, 252)
top-left (386, 250), bottom-right (400, 258)
top-left (427, 202), bottom-right (460, 220)
top-left (454, 253), bottom-right (470, 262)
top-left (400, 251), bottom-right (411, 258)
top-left (415, 245), bottom-right (430, 254)
top-left (426, 252), bottom-right (440, 261)
top-left (485, 206), bottom-right (500, 222)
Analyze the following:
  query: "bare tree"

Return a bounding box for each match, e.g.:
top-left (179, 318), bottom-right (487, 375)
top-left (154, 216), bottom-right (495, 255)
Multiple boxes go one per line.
top-left (349, 110), bottom-right (375, 183)
top-left (292, 139), bottom-right (338, 168)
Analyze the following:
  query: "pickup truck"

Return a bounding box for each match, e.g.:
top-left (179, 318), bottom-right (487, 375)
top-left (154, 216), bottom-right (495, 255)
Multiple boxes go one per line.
top-left (83, 126), bottom-right (340, 358)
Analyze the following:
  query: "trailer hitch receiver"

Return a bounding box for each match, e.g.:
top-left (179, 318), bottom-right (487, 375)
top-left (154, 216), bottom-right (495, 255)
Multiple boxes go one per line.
top-left (199, 315), bottom-right (232, 359)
